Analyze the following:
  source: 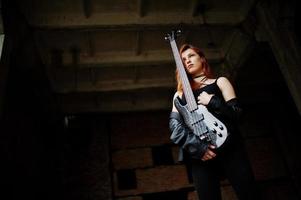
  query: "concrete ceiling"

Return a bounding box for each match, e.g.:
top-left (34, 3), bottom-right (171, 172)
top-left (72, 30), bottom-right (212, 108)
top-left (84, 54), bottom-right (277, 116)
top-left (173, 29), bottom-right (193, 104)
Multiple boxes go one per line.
top-left (16, 0), bottom-right (257, 113)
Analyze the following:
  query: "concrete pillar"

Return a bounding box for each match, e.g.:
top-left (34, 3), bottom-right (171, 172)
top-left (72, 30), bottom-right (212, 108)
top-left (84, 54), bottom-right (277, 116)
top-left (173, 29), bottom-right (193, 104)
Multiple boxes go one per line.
top-left (256, 2), bottom-right (301, 115)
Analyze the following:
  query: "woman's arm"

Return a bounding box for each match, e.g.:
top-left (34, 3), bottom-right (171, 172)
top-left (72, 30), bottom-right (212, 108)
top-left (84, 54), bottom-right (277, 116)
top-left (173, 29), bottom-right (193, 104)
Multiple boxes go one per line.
top-left (216, 76), bottom-right (236, 101)
top-left (198, 77), bottom-right (242, 122)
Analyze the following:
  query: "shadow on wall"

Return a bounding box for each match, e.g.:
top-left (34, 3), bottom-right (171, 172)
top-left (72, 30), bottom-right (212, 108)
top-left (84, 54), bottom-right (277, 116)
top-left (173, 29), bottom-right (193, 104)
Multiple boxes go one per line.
top-left (236, 41), bottom-right (301, 200)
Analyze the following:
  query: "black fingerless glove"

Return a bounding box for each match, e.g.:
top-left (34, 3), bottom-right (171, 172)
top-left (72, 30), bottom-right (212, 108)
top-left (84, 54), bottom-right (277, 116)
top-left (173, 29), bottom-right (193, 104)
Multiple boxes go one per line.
top-left (207, 96), bottom-right (242, 123)
top-left (169, 112), bottom-right (209, 159)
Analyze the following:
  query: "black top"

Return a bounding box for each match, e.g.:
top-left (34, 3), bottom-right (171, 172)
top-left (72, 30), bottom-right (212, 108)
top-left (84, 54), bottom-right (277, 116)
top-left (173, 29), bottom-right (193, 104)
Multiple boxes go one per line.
top-left (181, 78), bottom-right (223, 105)
top-left (181, 78), bottom-right (226, 124)
top-left (180, 77), bottom-right (243, 153)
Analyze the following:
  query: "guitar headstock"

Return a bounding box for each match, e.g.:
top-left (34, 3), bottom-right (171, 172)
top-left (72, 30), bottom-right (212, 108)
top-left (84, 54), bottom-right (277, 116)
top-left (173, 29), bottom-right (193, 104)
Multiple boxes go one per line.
top-left (164, 30), bottom-right (182, 42)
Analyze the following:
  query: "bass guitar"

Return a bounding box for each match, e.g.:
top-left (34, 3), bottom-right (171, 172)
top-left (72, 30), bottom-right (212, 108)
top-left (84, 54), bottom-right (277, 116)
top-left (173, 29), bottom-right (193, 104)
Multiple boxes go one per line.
top-left (165, 30), bottom-right (228, 148)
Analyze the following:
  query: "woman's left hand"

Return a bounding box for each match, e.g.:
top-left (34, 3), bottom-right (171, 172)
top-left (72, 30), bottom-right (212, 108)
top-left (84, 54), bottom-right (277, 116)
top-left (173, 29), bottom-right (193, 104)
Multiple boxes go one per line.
top-left (197, 91), bottom-right (214, 105)
top-left (201, 145), bottom-right (216, 161)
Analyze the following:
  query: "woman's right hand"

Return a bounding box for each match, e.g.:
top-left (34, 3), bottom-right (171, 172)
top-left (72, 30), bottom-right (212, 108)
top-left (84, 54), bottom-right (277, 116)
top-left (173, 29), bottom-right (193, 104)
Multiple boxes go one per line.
top-left (197, 91), bottom-right (214, 106)
top-left (201, 145), bottom-right (217, 161)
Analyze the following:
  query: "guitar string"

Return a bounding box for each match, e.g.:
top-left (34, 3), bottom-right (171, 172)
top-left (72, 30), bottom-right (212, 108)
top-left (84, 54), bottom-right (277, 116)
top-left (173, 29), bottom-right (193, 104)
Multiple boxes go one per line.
top-left (171, 41), bottom-right (196, 111)
top-left (171, 41), bottom-right (202, 136)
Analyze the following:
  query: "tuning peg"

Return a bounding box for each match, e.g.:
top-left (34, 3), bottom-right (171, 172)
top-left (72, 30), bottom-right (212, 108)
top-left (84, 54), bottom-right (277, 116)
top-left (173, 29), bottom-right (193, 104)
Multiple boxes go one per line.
top-left (164, 34), bottom-right (170, 41)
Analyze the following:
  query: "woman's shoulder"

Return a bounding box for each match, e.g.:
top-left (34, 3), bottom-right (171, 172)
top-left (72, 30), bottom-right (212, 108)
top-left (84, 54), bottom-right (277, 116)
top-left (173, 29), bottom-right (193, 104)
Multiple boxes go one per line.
top-left (202, 77), bottom-right (228, 87)
top-left (215, 76), bottom-right (231, 87)
top-left (215, 76), bottom-right (236, 100)
top-left (205, 76), bottom-right (229, 83)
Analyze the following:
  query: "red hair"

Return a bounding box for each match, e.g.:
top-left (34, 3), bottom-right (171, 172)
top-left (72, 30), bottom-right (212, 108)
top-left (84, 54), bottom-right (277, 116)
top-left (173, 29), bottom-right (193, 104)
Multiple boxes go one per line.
top-left (175, 44), bottom-right (214, 93)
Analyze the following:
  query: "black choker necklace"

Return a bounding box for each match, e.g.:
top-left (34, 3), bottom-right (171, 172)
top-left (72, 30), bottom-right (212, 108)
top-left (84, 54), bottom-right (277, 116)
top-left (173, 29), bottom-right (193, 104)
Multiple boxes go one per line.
top-left (193, 75), bottom-right (207, 83)
top-left (193, 74), bottom-right (204, 79)
top-left (193, 74), bottom-right (205, 79)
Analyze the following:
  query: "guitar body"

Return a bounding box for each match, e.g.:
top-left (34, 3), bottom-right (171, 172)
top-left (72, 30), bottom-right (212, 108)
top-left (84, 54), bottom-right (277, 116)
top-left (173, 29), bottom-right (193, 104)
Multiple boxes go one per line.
top-left (174, 96), bottom-right (228, 148)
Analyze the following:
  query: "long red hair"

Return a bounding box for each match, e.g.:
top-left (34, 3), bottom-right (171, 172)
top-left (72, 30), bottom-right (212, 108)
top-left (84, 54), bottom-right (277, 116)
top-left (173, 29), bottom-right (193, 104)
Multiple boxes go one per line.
top-left (176, 44), bottom-right (214, 93)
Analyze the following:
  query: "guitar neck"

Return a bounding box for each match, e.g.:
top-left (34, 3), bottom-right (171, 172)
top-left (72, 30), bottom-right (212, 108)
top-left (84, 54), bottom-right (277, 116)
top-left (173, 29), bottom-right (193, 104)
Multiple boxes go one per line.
top-left (170, 40), bottom-right (198, 111)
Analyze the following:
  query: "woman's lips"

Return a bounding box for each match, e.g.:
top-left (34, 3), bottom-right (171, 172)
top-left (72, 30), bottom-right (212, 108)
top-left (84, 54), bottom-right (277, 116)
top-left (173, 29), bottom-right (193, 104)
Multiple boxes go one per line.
top-left (187, 64), bottom-right (193, 69)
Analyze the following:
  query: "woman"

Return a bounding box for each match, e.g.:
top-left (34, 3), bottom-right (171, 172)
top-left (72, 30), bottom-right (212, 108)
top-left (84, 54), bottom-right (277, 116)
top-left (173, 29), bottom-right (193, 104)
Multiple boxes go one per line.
top-left (169, 44), bottom-right (259, 200)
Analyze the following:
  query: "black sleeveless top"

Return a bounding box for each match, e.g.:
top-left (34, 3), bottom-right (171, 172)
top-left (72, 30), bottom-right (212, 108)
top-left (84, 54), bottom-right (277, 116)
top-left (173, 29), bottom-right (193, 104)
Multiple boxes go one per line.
top-left (180, 77), bottom-right (239, 140)
top-left (181, 78), bottom-right (223, 105)
top-left (179, 78), bottom-right (243, 155)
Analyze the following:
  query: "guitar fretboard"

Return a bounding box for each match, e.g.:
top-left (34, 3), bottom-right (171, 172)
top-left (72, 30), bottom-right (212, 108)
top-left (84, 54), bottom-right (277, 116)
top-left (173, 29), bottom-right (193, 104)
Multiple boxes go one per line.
top-left (170, 40), bottom-right (198, 112)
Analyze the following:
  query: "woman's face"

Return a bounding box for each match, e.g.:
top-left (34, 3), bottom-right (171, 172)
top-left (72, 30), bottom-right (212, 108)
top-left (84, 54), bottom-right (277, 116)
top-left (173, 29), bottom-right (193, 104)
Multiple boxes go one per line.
top-left (181, 48), bottom-right (203, 76)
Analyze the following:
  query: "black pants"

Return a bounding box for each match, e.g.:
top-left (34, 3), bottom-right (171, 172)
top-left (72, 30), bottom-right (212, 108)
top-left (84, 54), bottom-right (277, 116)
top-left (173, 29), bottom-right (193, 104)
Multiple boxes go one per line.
top-left (187, 136), bottom-right (260, 200)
